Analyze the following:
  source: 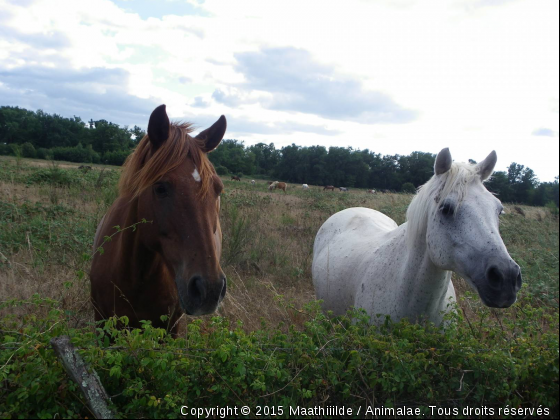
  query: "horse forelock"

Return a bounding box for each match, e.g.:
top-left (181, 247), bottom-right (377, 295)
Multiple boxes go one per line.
top-left (119, 122), bottom-right (215, 200)
top-left (405, 161), bottom-right (481, 244)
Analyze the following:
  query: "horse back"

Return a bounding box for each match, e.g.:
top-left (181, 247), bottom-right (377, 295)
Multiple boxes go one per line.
top-left (314, 207), bottom-right (397, 254)
top-left (312, 207), bottom-right (398, 315)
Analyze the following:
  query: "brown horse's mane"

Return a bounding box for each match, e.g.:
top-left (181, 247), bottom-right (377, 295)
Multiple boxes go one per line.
top-left (119, 122), bottom-right (215, 199)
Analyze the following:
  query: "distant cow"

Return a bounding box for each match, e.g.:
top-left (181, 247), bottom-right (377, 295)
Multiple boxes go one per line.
top-left (251, 180), bottom-right (256, 185)
top-left (231, 175), bottom-right (241, 181)
top-left (323, 185), bottom-right (335, 191)
top-left (367, 189), bottom-right (377, 194)
top-left (339, 187), bottom-right (348, 192)
top-left (302, 184), bottom-right (309, 189)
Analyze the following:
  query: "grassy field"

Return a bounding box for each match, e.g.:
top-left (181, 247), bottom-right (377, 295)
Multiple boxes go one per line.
top-left (0, 155), bottom-right (557, 330)
top-left (0, 156), bottom-right (558, 417)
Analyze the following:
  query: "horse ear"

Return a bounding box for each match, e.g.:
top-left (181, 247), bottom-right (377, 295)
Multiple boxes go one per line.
top-left (196, 115), bottom-right (227, 153)
top-left (434, 148), bottom-right (452, 175)
top-left (476, 150), bottom-right (497, 181)
top-left (147, 104), bottom-right (170, 150)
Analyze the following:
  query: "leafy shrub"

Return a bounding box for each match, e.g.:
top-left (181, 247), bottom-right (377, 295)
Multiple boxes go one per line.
top-left (103, 149), bottom-right (131, 166)
top-left (546, 200), bottom-right (559, 217)
top-left (0, 143), bottom-right (12, 155)
top-left (1, 296), bottom-right (557, 418)
top-left (10, 144), bottom-right (22, 157)
top-left (21, 142), bottom-right (36, 158)
top-left (51, 143), bottom-right (100, 163)
top-left (402, 182), bottom-right (416, 193)
top-left (28, 166), bottom-right (75, 187)
top-left (36, 147), bottom-right (52, 160)
top-left (215, 165), bottom-right (229, 176)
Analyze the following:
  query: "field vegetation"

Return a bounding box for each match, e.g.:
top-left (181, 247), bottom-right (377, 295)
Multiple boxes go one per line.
top-left (0, 156), bottom-right (558, 417)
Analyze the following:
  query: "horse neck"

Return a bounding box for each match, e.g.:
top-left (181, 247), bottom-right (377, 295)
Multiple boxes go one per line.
top-left (397, 222), bottom-right (451, 319)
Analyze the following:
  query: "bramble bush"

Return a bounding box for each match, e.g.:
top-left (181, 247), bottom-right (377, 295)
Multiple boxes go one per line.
top-left (0, 295), bottom-right (558, 418)
top-left (51, 143), bottom-right (100, 164)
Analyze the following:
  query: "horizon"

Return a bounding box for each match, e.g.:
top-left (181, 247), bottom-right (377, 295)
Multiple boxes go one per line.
top-left (0, 0), bottom-right (558, 181)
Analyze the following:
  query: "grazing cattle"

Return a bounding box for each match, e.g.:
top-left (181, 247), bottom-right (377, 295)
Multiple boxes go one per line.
top-left (231, 175), bottom-right (241, 181)
top-left (313, 148), bottom-right (522, 326)
top-left (302, 184), bottom-right (309, 189)
top-left (323, 185), bottom-right (335, 191)
top-left (90, 105), bottom-right (227, 336)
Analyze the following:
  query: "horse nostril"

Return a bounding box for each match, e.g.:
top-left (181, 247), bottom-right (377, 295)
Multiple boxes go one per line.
top-left (487, 266), bottom-right (503, 288)
top-left (188, 276), bottom-right (206, 304)
top-left (220, 277), bottom-right (227, 300)
top-left (515, 269), bottom-right (522, 291)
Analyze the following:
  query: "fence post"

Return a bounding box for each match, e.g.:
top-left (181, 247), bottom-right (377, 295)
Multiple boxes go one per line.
top-left (50, 335), bottom-right (116, 419)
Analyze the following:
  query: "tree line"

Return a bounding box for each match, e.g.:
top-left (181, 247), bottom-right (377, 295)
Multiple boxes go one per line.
top-left (0, 106), bottom-right (557, 207)
top-left (0, 106), bottom-right (144, 166)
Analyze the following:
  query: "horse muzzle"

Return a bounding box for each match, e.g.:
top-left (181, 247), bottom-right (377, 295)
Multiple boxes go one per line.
top-left (176, 274), bottom-right (227, 316)
top-left (477, 260), bottom-right (522, 308)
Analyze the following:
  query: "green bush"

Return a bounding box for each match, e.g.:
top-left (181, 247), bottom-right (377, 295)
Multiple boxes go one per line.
top-left (402, 182), bottom-right (416, 194)
top-left (21, 142), bottom-right (36, 158)
top-left (27, 166), bottom-right (75, 187)
top-left (36, 147), bottom-right (52, 160)
top-left (215, 165), bottom-right (229, 176)
top-left (51, 143), bottom-right (100, 163)
top-left (103, 149), bottom-right (131, 166)
top-left (10, 144), bottom-right (22, 157)
top-left (0, 297), bottom-right (557, 418)
top-left (0, 143), bottom-right (12, 155)
top-left (546, 200), bottom-right (559, 217)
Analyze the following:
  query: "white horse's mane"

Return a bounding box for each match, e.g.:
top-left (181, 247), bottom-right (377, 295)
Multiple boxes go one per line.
top-left (405, 161), bottom-right (481, 244)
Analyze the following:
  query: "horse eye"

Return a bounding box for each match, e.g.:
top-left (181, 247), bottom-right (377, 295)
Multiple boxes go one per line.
top-left (154, 184), bottom-right (168, 198)
top-left (440, 203), bottom-right (455, 216)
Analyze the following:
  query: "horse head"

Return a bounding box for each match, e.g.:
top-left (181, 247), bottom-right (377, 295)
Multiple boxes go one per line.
top-left (415, 148), bottom-right (522, 308)
top-left (133, 105), bottom-right (228, 316)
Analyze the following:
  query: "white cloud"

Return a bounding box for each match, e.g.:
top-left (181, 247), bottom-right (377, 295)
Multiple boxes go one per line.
top-left (0, 0), bottom-right (557, 180)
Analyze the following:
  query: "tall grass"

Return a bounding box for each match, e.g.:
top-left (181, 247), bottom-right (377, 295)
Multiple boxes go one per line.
top-left (0, 157), bottom-right (558, 329)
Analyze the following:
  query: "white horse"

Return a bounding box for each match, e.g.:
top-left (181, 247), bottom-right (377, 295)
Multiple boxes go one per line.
top-left (312, 148), bottom-right (522, 326)
top-left (302, 184), bottom-right (309, 189)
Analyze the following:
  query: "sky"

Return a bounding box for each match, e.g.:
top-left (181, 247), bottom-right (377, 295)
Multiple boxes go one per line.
top-left (0, 0), bottom-right (558, 181)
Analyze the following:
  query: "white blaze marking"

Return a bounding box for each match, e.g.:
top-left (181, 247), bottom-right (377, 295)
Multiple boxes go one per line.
top-left (192, 168), bottom-right (201, 182)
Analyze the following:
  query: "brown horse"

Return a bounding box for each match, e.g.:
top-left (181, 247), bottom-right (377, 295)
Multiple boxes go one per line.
top-left (231, 175), bottom-right (241, 181)
top-left (274, 182), bottom-right (287, 193)
top-left (323, 185), bottom-right (335, 191)
top-left (90, 105), bottom-right (227, 335)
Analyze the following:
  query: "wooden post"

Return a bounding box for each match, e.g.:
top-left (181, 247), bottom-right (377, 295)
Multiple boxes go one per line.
top-left (50, 335), bottom-right (116, 419)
